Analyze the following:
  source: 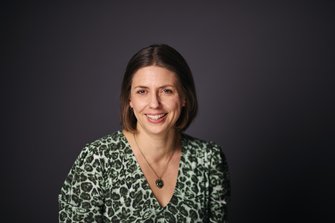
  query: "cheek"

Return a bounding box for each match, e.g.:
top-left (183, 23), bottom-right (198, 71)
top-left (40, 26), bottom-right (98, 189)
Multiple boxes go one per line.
top-left (130, 97), bottom-right (146, 110)
top-left (167, 99), bottom-right (183, 112)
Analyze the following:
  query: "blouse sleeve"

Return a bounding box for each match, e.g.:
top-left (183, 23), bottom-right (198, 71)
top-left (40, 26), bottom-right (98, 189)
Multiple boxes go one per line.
top-left (208, 144), bottom-right (231, 223)
top-left (58, 144), bottom-right (105, 223)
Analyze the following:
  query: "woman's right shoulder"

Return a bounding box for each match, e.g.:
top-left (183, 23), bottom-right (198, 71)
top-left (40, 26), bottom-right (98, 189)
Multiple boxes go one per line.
top-left (79, 130), bottom-right (129, 160)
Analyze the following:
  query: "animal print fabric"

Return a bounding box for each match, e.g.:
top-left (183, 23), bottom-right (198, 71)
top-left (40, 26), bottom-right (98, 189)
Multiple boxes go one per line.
top-left (59, 131), bottom-right (230, 222)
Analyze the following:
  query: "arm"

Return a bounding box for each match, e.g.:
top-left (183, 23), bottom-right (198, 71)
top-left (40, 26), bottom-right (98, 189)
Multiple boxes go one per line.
top-left (58, 145), bottom-right (105, 223)
top-left (208, 144), bottom-right (231, 223)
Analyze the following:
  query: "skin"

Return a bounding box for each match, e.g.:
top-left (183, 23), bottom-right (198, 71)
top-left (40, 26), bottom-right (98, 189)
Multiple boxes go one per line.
top-left (129, 65), bottom-right (185, 137)
top-left (123, 65), bottom-right (185, 207)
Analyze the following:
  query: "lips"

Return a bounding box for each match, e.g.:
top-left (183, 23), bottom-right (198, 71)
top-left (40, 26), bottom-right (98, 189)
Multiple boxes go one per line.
top-left (145, 113), bottom-right (167, 121)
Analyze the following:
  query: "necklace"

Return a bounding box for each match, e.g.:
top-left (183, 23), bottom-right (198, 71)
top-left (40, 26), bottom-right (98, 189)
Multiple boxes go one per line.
top-left (133, 134), bottom-right (176, 189)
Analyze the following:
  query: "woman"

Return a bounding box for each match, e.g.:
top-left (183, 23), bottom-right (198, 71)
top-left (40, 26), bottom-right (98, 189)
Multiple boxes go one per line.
top-left (59, 44), bottom-right (230, 222)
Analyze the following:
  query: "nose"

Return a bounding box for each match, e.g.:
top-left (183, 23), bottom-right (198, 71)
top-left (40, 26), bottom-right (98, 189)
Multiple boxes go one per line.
top-left (149, 92), bottom-right (160, 108)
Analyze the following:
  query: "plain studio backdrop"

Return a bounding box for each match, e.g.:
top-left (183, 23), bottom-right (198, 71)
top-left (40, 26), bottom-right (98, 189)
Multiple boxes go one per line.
top-left (2, 1), bottom-right (334, 222)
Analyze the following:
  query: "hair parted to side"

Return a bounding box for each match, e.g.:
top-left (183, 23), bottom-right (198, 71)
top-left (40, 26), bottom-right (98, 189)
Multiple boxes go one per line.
top-left (120, 44), bottom-right (198, 133)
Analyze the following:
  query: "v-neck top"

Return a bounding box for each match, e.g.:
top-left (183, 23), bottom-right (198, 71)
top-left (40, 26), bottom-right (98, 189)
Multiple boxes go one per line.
top-left (59, 131), bottom-right (230, 222)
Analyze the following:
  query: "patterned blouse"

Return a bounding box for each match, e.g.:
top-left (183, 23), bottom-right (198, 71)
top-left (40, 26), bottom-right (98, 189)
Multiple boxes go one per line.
top-left (59, 131), bottom-right (230, 222)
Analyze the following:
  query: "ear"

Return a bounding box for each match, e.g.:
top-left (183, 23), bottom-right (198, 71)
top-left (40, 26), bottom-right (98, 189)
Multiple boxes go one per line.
top-left (129, 98), bottom-right (133, 108)
top-left (182, 98), bottom-right (186, 107)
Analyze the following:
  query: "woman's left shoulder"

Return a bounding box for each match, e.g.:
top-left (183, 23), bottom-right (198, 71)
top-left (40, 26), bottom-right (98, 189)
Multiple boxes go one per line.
top-left (181, 133), bottom-right (223, 154)
top-left (181, 134), bottom-right (229, 173)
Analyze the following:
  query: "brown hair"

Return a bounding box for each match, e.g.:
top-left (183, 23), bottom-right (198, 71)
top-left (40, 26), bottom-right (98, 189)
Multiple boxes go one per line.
top-left (120, 44), bottom-right (198, 132)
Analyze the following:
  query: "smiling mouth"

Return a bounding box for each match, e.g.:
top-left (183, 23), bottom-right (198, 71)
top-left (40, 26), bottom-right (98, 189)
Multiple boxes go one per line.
top-left (145, 113), bottom-right (167, 121)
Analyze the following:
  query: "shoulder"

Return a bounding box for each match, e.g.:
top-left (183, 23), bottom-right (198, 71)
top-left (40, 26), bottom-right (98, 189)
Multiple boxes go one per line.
top-left (181, 134), bottom-right (228, 174)
top-left (75, 131), bottom-right (127, 165)
top-left (181, 133), bottom-right (223, 153)
top-left (84, 130), bottom-right (127, 151)
top-left (181, 133), bottom-right (226, 164)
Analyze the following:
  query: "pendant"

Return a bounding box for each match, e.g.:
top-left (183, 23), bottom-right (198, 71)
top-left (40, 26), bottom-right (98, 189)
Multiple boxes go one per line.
top-left (155, 179), bottom-right (164, 189)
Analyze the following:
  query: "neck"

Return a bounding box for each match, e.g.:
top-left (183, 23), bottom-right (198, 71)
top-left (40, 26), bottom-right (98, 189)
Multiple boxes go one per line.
top-left (133, 129), bottom-right (180, 163)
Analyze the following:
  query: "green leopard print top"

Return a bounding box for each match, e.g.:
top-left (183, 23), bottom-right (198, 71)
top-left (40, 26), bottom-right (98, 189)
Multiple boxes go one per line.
top-left (59, 131), bottom-right (230, 222)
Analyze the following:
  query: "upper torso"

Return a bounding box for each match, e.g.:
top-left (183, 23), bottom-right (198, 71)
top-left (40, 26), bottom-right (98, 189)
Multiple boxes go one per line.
top-left (59, 131), bottom-right (228, 222)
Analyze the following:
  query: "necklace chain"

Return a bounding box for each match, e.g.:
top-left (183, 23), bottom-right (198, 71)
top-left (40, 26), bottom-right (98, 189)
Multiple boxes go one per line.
top-left (133, 134), bottom-right (176, 189)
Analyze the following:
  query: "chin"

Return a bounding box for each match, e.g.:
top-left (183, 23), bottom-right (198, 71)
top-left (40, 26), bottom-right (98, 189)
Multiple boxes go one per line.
top-left (140, 124), bottom-right (175, 136)
top-left (137, 116), bottom-right (178, 135)
top-left (146, 127), bottom-right (169, 135)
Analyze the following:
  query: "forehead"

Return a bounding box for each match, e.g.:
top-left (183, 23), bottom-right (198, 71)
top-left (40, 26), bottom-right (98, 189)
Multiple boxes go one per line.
top-left (131, 66), bottom-right (179, 86)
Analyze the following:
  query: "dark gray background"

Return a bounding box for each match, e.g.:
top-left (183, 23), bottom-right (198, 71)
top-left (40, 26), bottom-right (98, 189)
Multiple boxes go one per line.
top-left (2, 0), bottom-right (334, 222)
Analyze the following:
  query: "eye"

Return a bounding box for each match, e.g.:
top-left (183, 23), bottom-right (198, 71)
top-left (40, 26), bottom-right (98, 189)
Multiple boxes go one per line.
top-left (162, 88), bottom-right (173, 94)
top-left (136, 89), bottom-right (147, 95)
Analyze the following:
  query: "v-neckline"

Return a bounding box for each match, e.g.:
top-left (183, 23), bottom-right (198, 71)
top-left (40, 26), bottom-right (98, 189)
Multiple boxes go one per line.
top-left (119, 131), bottom-right (184, 209)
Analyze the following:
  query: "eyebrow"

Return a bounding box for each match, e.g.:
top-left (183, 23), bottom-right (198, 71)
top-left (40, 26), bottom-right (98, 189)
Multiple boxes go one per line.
top-left (133, 85), bottom-right (176, 89)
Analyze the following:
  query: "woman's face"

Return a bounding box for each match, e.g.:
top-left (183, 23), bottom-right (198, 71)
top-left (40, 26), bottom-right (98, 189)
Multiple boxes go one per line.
top-left (129, 66), bottom-right (185, 136)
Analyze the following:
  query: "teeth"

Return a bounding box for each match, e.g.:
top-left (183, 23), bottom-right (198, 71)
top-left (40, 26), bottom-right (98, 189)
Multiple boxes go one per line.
top-left (146, 114), bottom-right (166, 120)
